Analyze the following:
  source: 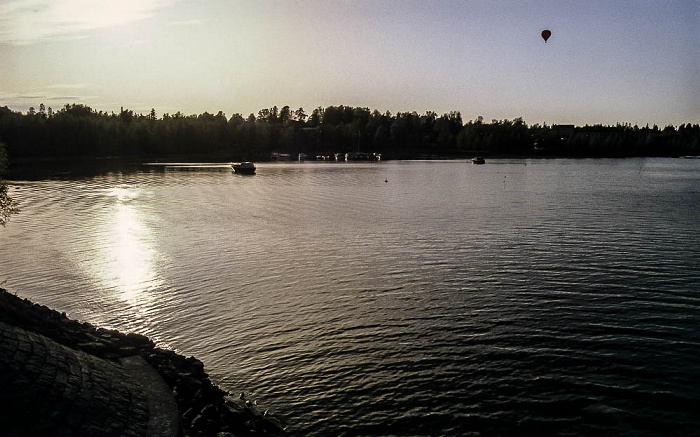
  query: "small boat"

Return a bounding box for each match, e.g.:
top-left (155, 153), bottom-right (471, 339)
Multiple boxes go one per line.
top-left (232, 162), bottom-right (256, 174)
top-left (344, 152), bottom-right (381, 161)
top-left (471, 157), bottom-right (485, 164)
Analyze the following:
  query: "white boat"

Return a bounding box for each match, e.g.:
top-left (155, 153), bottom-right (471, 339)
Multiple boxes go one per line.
top-left (232, 162), bottom-right (256, 174)
top-left (344, 152), bottom-right (381, 161)
top-left (471, 157), bottom-right (485, 164)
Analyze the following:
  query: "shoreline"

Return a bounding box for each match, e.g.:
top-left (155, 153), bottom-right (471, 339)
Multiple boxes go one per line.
top-left (0, 288), bottom-right (285, 436)
top-left (3, 154), bottom-right (694, 180)
top-left (7, 151), bottom-right (693, 165)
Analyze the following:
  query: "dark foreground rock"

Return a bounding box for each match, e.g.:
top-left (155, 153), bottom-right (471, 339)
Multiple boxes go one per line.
top-left (0, 288), bottom-right (285, 436)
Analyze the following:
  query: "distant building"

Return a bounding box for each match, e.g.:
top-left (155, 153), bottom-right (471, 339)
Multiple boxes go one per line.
top-left (270, 152), bottom-right (293, 161)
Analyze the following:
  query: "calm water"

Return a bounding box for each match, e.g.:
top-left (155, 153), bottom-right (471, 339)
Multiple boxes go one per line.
top-left (2, 159), bottom-right (700, 436)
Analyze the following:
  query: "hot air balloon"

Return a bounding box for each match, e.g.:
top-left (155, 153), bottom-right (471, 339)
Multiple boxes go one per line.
top-left (541, 29), bottom-right (551, 43)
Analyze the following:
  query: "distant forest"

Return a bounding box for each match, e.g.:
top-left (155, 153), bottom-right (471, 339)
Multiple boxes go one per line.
top-left (1, 103), bottom-right (698, 161)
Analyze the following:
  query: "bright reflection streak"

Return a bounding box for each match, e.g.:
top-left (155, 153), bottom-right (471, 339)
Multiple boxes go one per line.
top-left (96, 187), bottom-right (162, 303)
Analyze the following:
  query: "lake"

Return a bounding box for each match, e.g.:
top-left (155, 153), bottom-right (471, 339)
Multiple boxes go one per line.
top-left (1, 158), bottom-right (699, 436)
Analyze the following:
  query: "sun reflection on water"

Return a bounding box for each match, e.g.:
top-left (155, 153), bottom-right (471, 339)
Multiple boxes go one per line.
top-left (95, 187), bottom-right (163, 303)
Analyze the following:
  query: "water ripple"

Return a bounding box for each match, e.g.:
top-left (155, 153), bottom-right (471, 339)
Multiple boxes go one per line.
top-left (2, 159), bottom-right (700, 435)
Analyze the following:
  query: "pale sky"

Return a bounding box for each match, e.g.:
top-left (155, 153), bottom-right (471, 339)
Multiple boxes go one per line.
top-left (1, 0), bottom-right (698, 126)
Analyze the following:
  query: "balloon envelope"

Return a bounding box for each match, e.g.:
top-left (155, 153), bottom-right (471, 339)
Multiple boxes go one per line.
top-left (541, 29), bottom-right (551, 42)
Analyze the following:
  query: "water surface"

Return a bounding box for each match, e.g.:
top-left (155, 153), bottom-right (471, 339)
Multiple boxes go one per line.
top-left (2, 159), bottom-right (699, 435)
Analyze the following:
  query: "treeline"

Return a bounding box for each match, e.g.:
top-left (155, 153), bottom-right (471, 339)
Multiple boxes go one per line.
top-left (0, 103), bottom-right (698, 161)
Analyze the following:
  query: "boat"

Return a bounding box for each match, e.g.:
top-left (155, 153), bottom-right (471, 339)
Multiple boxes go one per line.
top-left (232, 162), bottom-right (256, 174)
top-left (344, 152), bottom-right (381, 161)
top-left (471, 157), bottom-right (485, 164)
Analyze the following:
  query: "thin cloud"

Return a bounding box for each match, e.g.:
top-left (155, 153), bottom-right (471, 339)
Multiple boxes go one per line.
top-left (47, 83), bottom-right (88, 89)
top-left (15, 94), bottom-right (49, 100)
top-left (0, 84), bottom-right (99, 111)
top-left (0, 91), bottom-right (43, 101)
top-left (0, 0), bottom-right (179, 45)
top-left (52, 96), bottom-right (85, 101)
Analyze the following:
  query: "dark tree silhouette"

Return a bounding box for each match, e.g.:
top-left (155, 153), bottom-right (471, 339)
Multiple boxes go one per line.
top-left (0, 103), bottom-right (697, 162)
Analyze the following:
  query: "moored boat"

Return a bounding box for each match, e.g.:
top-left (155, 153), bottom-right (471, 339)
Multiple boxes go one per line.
top-left (344, 152), bottom-right (381, 161)
top-left (471, 157), bottom-right (485, 164)
top-left (232, 162), bottom-right (256, 174)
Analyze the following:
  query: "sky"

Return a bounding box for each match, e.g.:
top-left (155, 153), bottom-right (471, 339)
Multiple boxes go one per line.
top-left (0, 0), bottom-right (698, 126)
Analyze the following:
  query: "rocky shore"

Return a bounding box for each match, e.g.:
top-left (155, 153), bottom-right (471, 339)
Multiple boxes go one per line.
top-left (0, 288), bottom-right (285, 436)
